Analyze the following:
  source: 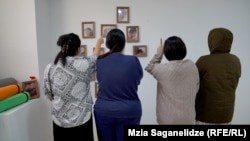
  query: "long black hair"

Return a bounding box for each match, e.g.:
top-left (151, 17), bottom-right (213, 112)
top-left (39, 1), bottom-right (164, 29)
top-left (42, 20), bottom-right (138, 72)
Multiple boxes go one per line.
top-left (54, 33), bottom-right (81, 66)
top-left (98, 28), bottom-right (126, 59)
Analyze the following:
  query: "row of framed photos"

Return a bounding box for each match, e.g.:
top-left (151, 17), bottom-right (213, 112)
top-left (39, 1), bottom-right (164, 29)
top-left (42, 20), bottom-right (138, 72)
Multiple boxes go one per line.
top-left (78, 45), bottom-right (147, 58)
top-left (82, 22), bottom-right (139, 43)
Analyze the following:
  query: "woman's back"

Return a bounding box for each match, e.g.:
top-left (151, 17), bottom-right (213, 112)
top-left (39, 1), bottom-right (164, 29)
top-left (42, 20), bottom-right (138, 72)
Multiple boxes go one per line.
top-left (145, 36), bottom-right (199, 124)
top-left (44, 56), bottom-right (96, 127)
top-left (153, 59), bottom-right (199, 124)
top-left (95, 53), bottom-right (143, 117)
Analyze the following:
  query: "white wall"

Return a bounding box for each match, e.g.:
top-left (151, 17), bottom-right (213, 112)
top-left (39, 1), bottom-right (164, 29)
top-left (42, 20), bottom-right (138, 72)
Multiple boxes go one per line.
top-left (0, 0), bottom-right (249, 140)
top-left (0, 0), bottom-right (39, 80)
top-left (0, 0), bottom-right (53, 141)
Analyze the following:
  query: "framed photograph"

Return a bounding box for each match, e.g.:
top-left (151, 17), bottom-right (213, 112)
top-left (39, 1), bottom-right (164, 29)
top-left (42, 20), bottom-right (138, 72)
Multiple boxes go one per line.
top-left (95, 82), bottom-right (99, 98)
top-left (82, 22), bottom-right (95, 38)
top-left (117, 7), bottom-right (129, 23)
top-left (101, 24), bottom-right (117, 37)
top-left (127, 26), bottom-right (139, 42)
top-left (78, 45), bottom-right (87, 57)
top-left (22, 79), bottom-right (40, 99)
top-left (133, 45), bottom-right (147, 57)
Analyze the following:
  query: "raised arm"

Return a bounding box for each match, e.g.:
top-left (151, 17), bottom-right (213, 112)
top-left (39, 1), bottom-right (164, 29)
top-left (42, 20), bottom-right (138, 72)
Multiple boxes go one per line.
top-left (145, 38), bottom-right (164, 72)
top-left (93, 36), bottom-right (104, 56)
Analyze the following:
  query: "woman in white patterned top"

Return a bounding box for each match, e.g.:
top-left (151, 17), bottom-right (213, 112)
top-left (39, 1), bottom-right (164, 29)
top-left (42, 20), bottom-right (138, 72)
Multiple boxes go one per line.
top-left (43, 33), bottom-right (103, 141)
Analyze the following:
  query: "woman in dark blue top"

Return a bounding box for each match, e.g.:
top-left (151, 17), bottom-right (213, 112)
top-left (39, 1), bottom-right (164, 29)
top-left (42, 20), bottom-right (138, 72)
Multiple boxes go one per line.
top-left (94, 28), bottom-right (143, 141)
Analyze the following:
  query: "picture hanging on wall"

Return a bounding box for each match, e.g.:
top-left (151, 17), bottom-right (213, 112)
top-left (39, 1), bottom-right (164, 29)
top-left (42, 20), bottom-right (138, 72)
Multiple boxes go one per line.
top-left (117, 6), bottom-right (130, 23)
top-left (78, 45), bottom-right (87, 57)
top-left (101, 24), bottom-right (117, 37)
top-left (127, 26), bottom-right (139, 43)
top-left (133, 45), bottom-right (147, 57)
top-left (82, 21), bottom-right (95, 38)
top-left (22, 79), bottom-right (40, 99)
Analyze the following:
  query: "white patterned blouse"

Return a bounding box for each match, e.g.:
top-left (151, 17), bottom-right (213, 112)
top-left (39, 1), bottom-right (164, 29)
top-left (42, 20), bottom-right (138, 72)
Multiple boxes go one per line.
top-left (43, 55), bottom-right (97, 128)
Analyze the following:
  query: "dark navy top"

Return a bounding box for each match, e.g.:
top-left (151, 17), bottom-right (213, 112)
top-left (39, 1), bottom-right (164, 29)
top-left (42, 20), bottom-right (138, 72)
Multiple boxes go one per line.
top-left (94, 53), bottom-right (143, 118)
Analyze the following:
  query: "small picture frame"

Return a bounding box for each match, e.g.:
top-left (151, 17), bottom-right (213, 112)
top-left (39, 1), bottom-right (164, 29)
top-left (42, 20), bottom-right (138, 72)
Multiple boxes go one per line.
top-left (95, 82), bottom-right (99, 98)
top-left (133, 45), bottom-right (147, 57)
top-left (117, 7), bottom-right (130, 23)
top-left (127, 26), bottom-right (139, 42)
top-left (82, 22), bottom-right (95, 38)
top-left (22, 79), bottom-right (40, 99)
top-left (78, 45), bottom-right (87, 57)
top-left (101, 24), bottom-right (117, 37)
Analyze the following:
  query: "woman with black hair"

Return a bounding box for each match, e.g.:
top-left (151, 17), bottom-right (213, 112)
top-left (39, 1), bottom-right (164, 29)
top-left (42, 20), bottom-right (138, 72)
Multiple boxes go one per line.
top-left (145, 36), bottom-right (199, 124)
top-left (43, 33), bottom-right (103, 141)
top-left (94, 29), bottom-right (143, 141)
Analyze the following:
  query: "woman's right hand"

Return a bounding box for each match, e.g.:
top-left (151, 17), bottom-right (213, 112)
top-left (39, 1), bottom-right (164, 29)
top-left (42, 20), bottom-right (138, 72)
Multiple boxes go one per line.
top-left (158, 38), bottom-right (163, 49)
top-left (96, 36), bottom-right (104, 46)
top-left (94, 36), bottom-right (104, 56)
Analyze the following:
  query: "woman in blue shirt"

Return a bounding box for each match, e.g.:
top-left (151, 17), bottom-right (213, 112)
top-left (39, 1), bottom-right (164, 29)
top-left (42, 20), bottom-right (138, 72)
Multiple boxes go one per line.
top-left (94, 28), bottom-right (143, 141)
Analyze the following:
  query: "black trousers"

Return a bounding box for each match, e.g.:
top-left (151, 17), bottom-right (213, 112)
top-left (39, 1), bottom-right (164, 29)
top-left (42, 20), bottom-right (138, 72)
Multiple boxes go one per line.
top-left (53, 116), bottom-right (94, 141)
